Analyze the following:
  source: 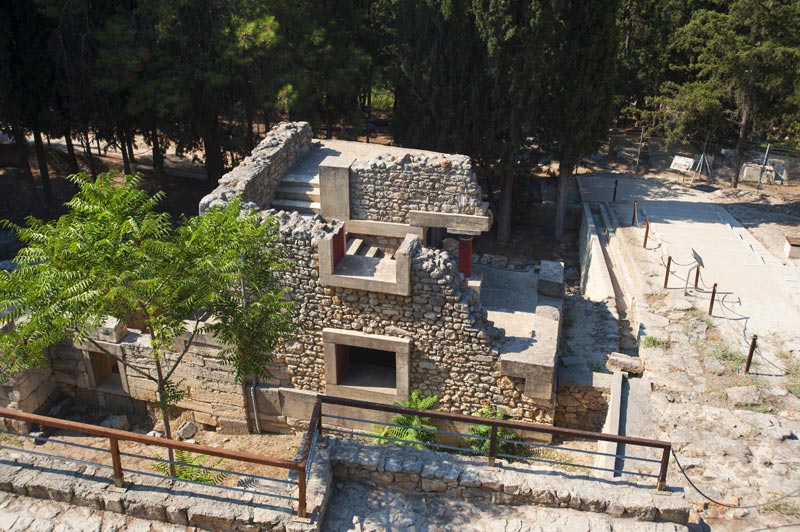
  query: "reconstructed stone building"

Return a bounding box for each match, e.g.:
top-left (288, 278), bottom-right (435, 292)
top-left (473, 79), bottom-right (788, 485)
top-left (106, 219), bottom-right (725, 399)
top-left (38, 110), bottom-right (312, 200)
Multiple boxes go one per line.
top-left (2, 122), bottom-right (565, 434)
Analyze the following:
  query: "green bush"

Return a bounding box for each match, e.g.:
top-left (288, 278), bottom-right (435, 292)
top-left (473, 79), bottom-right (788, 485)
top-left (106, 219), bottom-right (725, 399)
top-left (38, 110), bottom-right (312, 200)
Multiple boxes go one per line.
top-left (466, 404), bottom-right (522, 457)
top-left (152, 450), bottom-right (228, 484)
top-left (371, 390), bottom-right (438, 450)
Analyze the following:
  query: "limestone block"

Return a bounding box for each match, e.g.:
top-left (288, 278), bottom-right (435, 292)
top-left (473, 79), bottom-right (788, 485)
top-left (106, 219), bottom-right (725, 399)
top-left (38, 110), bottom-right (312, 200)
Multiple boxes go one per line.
top-left (319, 155), bottom-right (354, 221)
top-left (538, 260), bottom-right (565, 298)
top-left (605, 352), bottom-right (644, 376)
top-left (92, 317), bottom-right (128, 343)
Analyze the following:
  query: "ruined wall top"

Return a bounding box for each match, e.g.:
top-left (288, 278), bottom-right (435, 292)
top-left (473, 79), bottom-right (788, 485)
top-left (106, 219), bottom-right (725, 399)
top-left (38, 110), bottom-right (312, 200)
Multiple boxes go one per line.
top-left (199, 122), bottom-right (313, 214)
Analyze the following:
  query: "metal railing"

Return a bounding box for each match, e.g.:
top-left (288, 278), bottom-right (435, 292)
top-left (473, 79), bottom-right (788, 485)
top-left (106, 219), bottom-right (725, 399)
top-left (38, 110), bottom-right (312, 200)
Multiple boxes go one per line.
top-left (0, 406), bottom-right (320, 517)
top-left (317, 395), bottom-right (672, 490)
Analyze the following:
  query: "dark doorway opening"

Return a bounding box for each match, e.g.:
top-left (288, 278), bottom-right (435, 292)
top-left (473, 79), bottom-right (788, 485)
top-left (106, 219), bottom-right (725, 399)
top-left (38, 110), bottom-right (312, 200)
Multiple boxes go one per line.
top-left (336, 345), bottom-right (397, 392)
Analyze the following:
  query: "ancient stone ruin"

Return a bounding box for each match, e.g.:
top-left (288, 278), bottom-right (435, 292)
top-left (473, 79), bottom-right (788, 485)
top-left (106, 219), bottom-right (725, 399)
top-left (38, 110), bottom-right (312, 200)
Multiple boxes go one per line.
top-left (1, 122), bottom-right (569, 434)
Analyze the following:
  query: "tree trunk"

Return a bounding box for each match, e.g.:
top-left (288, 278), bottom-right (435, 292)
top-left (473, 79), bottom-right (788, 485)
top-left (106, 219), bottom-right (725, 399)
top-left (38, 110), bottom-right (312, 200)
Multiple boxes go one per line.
top-left (10, 123), bottom-right (39, 204)
top-left (731, 102), bottom-right (752, 189)
top-left (555, 161), bottom-right (574, 242)
top-left (64, 128), bottom-right (79, 173)
top-left (151, 128), bottom-right (165, 184)
top-left (126, 133), bottom-right (135, 163)
top-left (118, 128), bottom-right (131, 175)
top-left (497, 173), bottom-right (514, 243)
top-left (203, 117), bottom-right (224, 185)
top-left (32, 129), bottom-right (52, 204)
top-left (154, 358), bottom-right (177, 477)
top-left (83, 127), bottom-right (98, 179)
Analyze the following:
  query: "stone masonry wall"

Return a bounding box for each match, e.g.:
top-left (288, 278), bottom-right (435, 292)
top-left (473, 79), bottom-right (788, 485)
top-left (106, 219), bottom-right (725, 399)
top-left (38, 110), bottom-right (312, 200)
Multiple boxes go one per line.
top-left (349, 153), bottom-right (488, 224)
top-left (555, 382), bottom-right (610, 432)
top-left (50, 333), bottom-right (247, 431)
top-left (270, 210), bottom-right (553, 422)
top-left (198, 122), bottom-right (312, 214)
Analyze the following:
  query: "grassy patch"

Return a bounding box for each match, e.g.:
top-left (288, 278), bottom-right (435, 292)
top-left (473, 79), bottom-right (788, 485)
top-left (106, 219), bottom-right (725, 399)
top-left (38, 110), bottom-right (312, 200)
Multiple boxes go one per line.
top-left (529, 447), bottom-right (587, 473)
top-left (639, 336), bottom-right (670, 349)
top-left (710, 344), bottom-right (745, 370)
top-left (739, 404), bottom-right (772, 414)
top-left (764, 499), bottom-right (800, 516)
top-left (0, 433), bottom-right (24, 448)
top-left (684, 307), bottom-right (715, 329)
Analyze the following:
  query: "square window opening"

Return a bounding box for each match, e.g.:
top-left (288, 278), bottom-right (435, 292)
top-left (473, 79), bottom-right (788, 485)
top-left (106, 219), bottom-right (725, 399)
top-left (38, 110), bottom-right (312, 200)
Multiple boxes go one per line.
top-left (336, 345), bottom-right (397, 392)
top-left (88, 351), bottom-right (127, 395)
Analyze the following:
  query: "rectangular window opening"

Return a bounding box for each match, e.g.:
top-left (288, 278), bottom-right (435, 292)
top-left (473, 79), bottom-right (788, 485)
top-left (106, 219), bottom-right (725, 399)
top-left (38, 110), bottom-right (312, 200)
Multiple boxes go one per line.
top-left (88, 351), bottom-right (127, 395)
top-left (336, 345), bottom-right (397, 393)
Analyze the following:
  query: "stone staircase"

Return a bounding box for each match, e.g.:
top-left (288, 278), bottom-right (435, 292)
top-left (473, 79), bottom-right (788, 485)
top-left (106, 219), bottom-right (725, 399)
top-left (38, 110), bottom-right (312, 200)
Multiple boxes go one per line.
top-left (272, 171), bottom-right (321, 214)
top-left (346, 237), bottom-right (389, 259)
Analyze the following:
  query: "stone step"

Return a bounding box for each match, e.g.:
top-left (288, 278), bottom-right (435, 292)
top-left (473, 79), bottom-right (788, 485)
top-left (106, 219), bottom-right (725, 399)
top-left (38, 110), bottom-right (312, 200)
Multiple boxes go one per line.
top-left (281, 172), bottom-right (320, 187)
top-left (275, 185), bottom-right (320, 202)
top-left (346, 238), bottom-right (364, 255)
top-left (271, 198), bottom-right (321, 214)
top-left (363, 246), bottom-right (380, 258)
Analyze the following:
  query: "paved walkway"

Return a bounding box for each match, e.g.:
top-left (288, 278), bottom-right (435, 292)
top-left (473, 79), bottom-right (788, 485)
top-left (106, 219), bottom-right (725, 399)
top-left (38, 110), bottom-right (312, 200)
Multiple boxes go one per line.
top-left (579, 173), bottom-right (800, 352)
top-left (321, 479), bottom-right (688, 532)
top-left (0, 491), bottom-right (194, 532)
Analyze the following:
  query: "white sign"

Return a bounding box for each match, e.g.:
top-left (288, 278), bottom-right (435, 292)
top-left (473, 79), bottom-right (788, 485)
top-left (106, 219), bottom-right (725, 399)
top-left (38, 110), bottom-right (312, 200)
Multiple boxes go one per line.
top-left (670, 155), bottom-right (695, 173)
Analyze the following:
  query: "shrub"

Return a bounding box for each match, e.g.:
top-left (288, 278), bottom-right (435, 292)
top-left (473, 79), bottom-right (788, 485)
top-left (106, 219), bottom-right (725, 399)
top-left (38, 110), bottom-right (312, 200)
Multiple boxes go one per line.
top-left (371, 390), bottom-right (438, 450)
top-left (466, 404), bottom-right (522, 457)
top-left (152, 450), bottom-right (228, 484)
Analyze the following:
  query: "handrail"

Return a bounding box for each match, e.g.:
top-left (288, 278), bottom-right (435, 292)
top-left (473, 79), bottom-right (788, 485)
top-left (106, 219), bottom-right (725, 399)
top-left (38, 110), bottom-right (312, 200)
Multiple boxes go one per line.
top-left (0, 407), bottom-right (313, 517)
top-left (318, 395), bottom-right (672, 490)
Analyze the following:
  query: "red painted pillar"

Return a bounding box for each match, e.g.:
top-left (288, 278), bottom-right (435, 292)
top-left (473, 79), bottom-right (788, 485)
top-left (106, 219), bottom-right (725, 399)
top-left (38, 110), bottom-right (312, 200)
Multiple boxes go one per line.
top-left (458, 236), bottom-right (473, 277)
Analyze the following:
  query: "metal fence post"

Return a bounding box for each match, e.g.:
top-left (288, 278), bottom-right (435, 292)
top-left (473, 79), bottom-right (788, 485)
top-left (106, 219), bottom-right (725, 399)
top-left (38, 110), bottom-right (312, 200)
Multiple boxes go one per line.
top-left (643, 218), bottom-right (651, 248)
top-left (613, 179), bottom-right (618, 202)
top-left (657, 445), bottom-right (670, 490)
top-left (488, 425), bottom-right (498, 467)
top-left (708, 283), bottom-right (717, 315)
top-left (109, 437), bottom-right (124, 488)
top-left (298, 466), bottom-right (307, 518)
top-left (744, 335), bottom-right (758, 374)
top-left (632, 200), bottom-right (638, 226)
top-left (694, 267), bottom-right (700, 289)
top-left (663, 256), bottom-right (672, 289)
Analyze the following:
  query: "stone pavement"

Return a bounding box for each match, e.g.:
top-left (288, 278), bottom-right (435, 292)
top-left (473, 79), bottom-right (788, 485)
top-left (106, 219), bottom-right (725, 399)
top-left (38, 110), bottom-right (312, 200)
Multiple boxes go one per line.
top-left (0, 491), bottom-right (194, 532)
top-left (578, 173), bottom-right (800, 356)
top-left (321, 479), bottom-right (688, 532)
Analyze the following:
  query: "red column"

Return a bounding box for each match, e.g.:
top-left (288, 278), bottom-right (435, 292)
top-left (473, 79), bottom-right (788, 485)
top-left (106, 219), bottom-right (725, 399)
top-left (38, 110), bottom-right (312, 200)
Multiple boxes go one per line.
top-left (458, 236), bottom-right (473, 277)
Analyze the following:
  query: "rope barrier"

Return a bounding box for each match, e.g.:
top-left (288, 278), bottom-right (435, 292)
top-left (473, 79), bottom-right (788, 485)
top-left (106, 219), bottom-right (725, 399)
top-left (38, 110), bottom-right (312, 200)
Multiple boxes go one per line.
top-left (672, 450), bottom-right (800, 509)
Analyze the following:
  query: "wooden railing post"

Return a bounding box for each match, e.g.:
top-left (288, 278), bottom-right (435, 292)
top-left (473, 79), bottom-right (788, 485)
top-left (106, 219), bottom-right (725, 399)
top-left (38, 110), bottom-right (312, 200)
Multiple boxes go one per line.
top-left (488, 425), bottom-right (498, 467)
top-left (109, 437), bottom-right (124, 488)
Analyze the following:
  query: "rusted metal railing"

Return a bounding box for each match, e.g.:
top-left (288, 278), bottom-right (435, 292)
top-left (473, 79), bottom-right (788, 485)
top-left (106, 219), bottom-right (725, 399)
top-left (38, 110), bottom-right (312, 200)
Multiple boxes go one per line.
top-left (317, 395), bottom-right (673, 490)
top-left (0, 407), bottom-right (319, 517)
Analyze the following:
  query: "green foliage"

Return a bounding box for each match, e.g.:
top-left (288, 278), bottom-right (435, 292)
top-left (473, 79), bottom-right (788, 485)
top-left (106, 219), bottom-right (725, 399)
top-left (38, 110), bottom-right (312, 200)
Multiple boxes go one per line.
top-left (710, 344), bottom-right (745, 370)
top-left (0, 173), bottom-right (293, 438)
top-left (152, 450), bottom-right (228, 484)
top-left (371, 390), bottom-right (438, 450)
top-left (639, 336), bottom-right (670, 349)
top-left (466, 404), bottom-right (521, 457)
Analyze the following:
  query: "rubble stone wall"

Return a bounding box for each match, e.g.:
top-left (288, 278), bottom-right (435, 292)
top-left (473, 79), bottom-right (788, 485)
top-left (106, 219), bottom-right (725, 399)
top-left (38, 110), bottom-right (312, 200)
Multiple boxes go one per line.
top-left (0, 364), bottom-right (56, 430)
top-left (555, 382), bottom-right (609, 432)
top-left (349, 154), bottom-right (488, 224)
top-left (270, 211), bottom-right (553, 423)
top-left (198, 122), bottom-right (313, 214)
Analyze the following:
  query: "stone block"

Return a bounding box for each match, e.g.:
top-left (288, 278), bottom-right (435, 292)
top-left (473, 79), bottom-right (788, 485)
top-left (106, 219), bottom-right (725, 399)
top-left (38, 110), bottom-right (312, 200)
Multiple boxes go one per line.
top-left (538, 260), bottom-right (564, 297)
top-left (319, 155), bottom-right (354, 221)
top-left (606, 352), bottom-right (644, 376)
top-left (92, 317), bottom-right (128, 343)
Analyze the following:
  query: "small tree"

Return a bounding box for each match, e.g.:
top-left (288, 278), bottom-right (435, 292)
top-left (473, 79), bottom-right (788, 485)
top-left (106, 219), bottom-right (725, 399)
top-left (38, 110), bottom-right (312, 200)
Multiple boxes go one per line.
top-left (0, 173), bottom-right (294, 473)
top-left (372, 390), bottom-right (438, 450)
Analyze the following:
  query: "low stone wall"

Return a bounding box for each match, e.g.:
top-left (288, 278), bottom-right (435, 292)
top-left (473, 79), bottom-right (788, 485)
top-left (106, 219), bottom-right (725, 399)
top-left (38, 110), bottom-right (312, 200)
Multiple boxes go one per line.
top-left (0, 365), bottom-right (56, 430)
top-left (349, 152), bottom-right (488, 224)
top-left (579, 203), bottom-right (616, 303)
top-left (199, 122), bottom-right (312, 214)
top-left (0, 446), bottom-right (330, 532)
top-left (328, 436), bottom-right (689, 524)
top-left (555, 381), bottom-right (610, 433)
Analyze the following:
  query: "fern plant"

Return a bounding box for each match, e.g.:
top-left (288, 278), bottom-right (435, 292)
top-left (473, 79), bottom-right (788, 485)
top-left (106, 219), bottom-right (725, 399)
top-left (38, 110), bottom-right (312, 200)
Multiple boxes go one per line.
top-left (371, 390), bottom-right (438, 450)
top-left (152, 450), bottom-right (229, 484)
top-left (466, 404), bottom-right (522, 457)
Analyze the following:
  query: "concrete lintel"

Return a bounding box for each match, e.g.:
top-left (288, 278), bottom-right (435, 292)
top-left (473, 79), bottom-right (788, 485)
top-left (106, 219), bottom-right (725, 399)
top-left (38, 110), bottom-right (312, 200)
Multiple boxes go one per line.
top-left (322, 328), bottom-right (412, 352)
top-left (345, 219), bottom-right (425, 240)
top-left (409, 210), bottom-right (491, 232)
